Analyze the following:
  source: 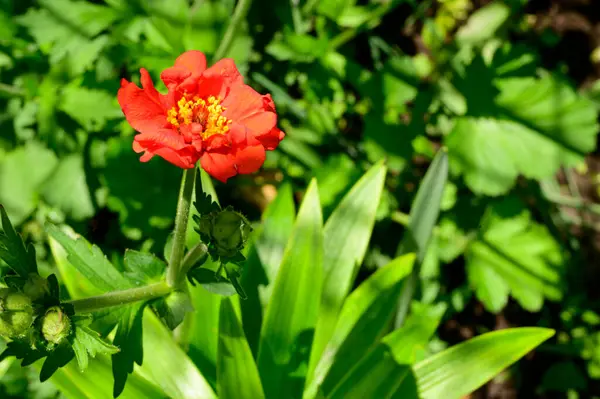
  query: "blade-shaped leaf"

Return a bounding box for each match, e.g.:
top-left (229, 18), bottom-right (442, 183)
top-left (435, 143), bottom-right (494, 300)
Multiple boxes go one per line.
top-left (395, 150), bottom-right (448, 327)
top-left (308, 161), bottom-right (387, 383)
top-left (257, 180), bottom-right (323, 399)
top-left (327, 303), bottom-right (446, 398)
top-left (138, 311), bottom-right (217, 399)
top-left (217, 298), bottom-right (265, 399)
top-left (304, 254), bottom-right (415, 399)
top-left (45, 224), bottom-right (130, 292)
top-left (241, 183), bottom-right (296, 354)
top-left (407, 327), bottom-right (554, 399)
top-left (48, 354), bottom-right (165, 399)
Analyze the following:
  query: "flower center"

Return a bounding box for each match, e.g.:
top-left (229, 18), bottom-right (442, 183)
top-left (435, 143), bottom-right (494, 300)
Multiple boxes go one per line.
top-left (167, 95), bottom-right (231, 139)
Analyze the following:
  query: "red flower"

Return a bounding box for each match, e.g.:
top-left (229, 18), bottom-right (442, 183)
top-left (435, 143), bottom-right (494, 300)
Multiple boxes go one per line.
top-left (117, 51), bottom-right (285, 182)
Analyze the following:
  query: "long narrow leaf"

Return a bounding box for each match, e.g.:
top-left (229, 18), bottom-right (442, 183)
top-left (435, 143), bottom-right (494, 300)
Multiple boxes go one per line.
top-left (48, 355), bottom-right (164, 399)
top-left (307, 161), bottom-right (387, 383)
top-left (257, 180), bottom-right (323, 399)
top-left (241, 183), bottom-right (296, 355)
top-left (218, 298), bottom-right (265, 399)
top-left (401, 327), bottom-right (554, 399)
top-left (327, 303), bottom-right (446, 399)
top-left (395, 150), bottom-right (448, 327)
top-left (304, 254), bottom-right (414, 399)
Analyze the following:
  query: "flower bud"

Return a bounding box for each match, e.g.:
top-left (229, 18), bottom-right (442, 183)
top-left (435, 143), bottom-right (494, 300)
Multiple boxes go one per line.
top-left (212, 210), bottom-right (252, 257)
top-left (23, 274), bottom-right (49, 302)
top-left (0, 290), bottom-right (34, 339)
top-left (41, 306), bottom-right (71, 345)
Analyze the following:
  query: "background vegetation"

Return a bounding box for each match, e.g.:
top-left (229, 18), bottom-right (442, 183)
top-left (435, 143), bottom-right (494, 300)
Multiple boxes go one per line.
top-left (1, 0), bottom-right (600, 397)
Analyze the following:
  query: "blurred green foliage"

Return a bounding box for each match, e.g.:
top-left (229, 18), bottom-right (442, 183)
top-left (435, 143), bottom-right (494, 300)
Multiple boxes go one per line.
top-left (1, 0), bottom-right (600, 397)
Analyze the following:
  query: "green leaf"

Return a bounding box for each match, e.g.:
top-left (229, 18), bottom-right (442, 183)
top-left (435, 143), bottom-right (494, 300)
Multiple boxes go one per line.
top-left (141, 311), bottom-right (217, 399)
top-left (59, 84), bottom-right (122, 131)
top-left (186, 283), bottom-right (221, 389)
top-left (307, 161), bottom-right (387, 384)
top-left (188, 266), bottom-right (236, 297)
top-left (48, 354), bottom-right (165, 399)
top-left (217, 298), bottom-right (265, 399)
top-left (45, 224), bottom-right (130, 292)
top-left (447, 75), bottom-right (599, 195)
top-left (17, 0), bottom-right (118, 74)
top-left (409, 328), bottom-right (554, 399)
top-left (466, 196), bottom-right (565, 312)
top-left (102, 136), bottom-right (180, 240)
top-left (328, 303), bottom-right (446, 398)
top-left (0, 142), bottom-right (58, 225)
top-left (305, 254), bottom-right (415, 399)
top-left (123, 250), bottom-right (166, 285)
top-left (395, 150), bottom-right (448, 327)
top-left (455, 1), bottom-right (511, 45)
top-left (72, 325), bottom-right (119, 371)
top-left (257, 180), bottom-right (323, 399)
top-left (41, 154), bottom-right (95, 221)
top-left (0, 206), bottom-right (37, 277)
top-left (112, 303), bottom-right (145, 398)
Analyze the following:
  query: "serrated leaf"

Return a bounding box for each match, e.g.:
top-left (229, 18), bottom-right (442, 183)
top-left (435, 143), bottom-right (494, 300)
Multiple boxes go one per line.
top-left (59, 84), bottom-right (122, 131)
top-left (466, 196), bottom-right (565, 312)
top-left (257, 180), bottom-right (323, 399)
top-left (112, 303), bottom-right (145, 398)
top-left (45, 224), bottom-right (130, 293)
top-left (194, 169), bottom-right (221, 215)
top-left (41, 154), bottom-right (95, 221)
top-left (73, 325), bottom-right (119, 371)
top-left (447, 74), bottom-right (599, 195)
top-left (0, 206), bottom-right (37, 277)
top-left (307, 161), bottom-right (387, 385)
top-left (17, 0), bottom-right (118, 74)
top-left (407, 328), bottom-right (554, 398)
top-left (123, 250), bottom-right (166, 285)
top-left (0, 142), bottom-right (58, 225)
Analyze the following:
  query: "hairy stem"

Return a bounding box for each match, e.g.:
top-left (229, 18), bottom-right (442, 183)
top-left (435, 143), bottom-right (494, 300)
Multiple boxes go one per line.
top-left (66, 281), bottom-right (172, 313)
top-left (180, 242), bottom-right (209, 277)
top-left (167, 167), bottom-right (197, 288)
top-left (212, 0), bottom-right (253, 61)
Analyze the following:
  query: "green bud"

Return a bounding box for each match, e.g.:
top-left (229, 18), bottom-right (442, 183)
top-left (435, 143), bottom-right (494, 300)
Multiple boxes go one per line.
top-left (212, 210), bottom-right (252, 257)
top-left (41, 306), bottom-right (71, 345)
top-left (23, 274), bottom-right (49, 301)
top-left (0, 290), bottom-right (34, 339)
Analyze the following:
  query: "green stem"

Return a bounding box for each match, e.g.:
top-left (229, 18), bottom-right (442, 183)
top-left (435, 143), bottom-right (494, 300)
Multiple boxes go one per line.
top-left (212, 0), bottom-right (253, 61)
top-left (167, 167), bottom-right (197, 288)
top-left (180, 242), bottom-right (209, 277)
top-left (66, 281), bottom-right (172, 313)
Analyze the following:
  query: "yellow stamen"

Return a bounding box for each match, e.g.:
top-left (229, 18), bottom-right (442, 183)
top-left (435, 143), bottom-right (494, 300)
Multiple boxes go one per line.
top-left (167, 95), bottom-right (232, 139)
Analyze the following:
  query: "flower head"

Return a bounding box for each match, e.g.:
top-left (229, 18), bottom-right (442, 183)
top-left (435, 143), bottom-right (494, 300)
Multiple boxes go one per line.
top-left (117, 51), bottom-right (285, 182)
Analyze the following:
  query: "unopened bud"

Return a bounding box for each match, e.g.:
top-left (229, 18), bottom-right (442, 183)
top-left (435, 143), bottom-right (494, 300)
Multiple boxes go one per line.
top-left (0, 290), bottom-right (34, 339)
top-left (212, 210), bottom-right (252, 257)
top-left (41, 306), bottom-right (71, 345)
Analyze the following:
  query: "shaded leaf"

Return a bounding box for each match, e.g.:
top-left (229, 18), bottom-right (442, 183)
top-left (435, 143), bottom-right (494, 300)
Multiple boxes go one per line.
top-left (0, 205), bottom-right (37, 277)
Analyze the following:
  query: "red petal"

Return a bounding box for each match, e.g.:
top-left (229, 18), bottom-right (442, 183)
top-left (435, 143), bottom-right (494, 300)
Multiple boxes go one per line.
top-left (257, 127), bottom-right (285, 150)
top-left (134, 128), bottom-right (187, 150)
top-left (201, 152), bottom-right (237, 182)
top-left (233, 144), bottom-right (266, 174)
top-left (153, 147), bottom-right (197, 169)
top-left (117, 69), bottom-right (166, 135)
top-left (197, 58), bottom-right (243, 100)
top-left (222, 84), bottom-right (265, 120)
top-left (239, 111), bottom-right (277, 137)
top-left (174, 51), bottom-right (207, 74)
